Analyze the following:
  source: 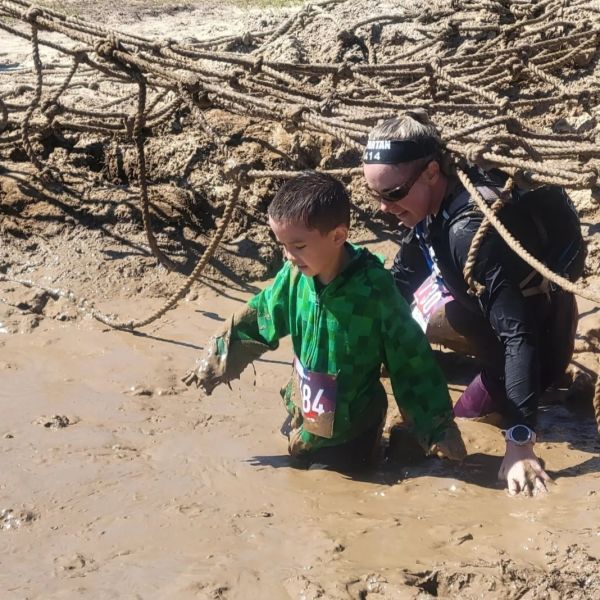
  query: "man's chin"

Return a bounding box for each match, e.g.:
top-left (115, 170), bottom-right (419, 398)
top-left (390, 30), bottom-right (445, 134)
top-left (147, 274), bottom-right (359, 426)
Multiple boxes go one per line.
top-left (398, 216), bottom-right (417, 229)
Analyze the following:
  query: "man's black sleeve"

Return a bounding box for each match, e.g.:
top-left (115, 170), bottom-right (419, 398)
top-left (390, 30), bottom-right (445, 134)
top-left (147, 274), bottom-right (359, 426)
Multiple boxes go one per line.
top-left (390, 234), bottom-right (431, 303)
top-left (447, 211), bottom-right (542, 428)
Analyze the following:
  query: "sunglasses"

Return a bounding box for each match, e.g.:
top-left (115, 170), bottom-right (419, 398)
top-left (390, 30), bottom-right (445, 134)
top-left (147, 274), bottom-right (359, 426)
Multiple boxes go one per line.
top-left (368, 161), bottom-right (430, 203)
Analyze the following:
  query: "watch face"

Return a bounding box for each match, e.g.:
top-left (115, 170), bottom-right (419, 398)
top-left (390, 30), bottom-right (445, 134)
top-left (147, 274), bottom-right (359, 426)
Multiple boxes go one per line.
top-left (511, 425), bottom-right (530, 443)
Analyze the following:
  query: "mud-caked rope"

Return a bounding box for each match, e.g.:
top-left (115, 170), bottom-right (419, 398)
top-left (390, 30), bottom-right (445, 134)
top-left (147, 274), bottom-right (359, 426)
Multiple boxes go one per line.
top-left (0, 175), bottom-right (244, 330)
top-left (91, 175), bottom-right (244, 329)
top-left (1, 0), bottom-right (600, 338)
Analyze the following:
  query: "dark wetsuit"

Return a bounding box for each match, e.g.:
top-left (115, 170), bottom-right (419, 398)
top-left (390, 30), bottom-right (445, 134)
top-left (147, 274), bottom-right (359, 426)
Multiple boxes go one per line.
top-left (391, 169), bottom-right (579, 429)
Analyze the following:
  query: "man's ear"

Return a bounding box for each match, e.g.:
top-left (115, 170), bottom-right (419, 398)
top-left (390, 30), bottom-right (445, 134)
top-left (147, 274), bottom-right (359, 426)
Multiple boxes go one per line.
top-left (332, 225), bottom-right (349, 246)
top-left (425, 160), bottom-right (441, 183)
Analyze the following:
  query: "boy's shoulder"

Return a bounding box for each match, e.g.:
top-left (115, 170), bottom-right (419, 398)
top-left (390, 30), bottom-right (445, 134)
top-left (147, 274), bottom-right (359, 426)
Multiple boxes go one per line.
top-left (337, 245), bottom-right (403, 312)
top-left (349, 244), bottom-right (396, 289)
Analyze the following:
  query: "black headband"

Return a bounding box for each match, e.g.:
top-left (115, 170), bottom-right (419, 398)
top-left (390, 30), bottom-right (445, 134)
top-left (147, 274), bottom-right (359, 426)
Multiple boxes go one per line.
top-left (363, 139), bottom-right (437, 164)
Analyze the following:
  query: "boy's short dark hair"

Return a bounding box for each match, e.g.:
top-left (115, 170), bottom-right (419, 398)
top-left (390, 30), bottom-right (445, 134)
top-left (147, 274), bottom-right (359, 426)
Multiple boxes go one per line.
top-left (267, 171), bottom-right (350, 234)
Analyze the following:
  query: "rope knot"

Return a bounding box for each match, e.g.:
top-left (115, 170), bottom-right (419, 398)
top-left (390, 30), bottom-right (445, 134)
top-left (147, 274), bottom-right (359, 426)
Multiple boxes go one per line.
top-left (581, 169), bottom-right (598, 188)
top-left (508, 58), bottom-right (523, 77)
top-left (464, 143), bottom-right (485, 163)
top-left (223, 159), bottom-right (251, 186)
top-left (286, 105), bottom-right (306, 124)
top-left (41, 101), bottom-right (62, 120)
top-left (95, 33), bottom-right (121, 58)
top-left (504, 115), bottom-right (521, 134)
top-left (498, 96), bottom-right (511, 113)
top-left (446, 19), bottom-right (460, 36)
top-left (25, 7), bottom-right (42, 22)
top-left (109, 33), bottom-right (122, 52)
top-left (335, 62), bottom-right (353, 80)
top-left (250, 56), bottom-right (263, 75)
top-left (318, 93), bottom-right (337, 116)
top-left (94, 40), bottom-right (113, 58)
top-left (72, 48), bottom-right (87, 64)
top-left (417, 9), bottom-right (433, 24)
top-left (336, 29), bottom-right (353, 43)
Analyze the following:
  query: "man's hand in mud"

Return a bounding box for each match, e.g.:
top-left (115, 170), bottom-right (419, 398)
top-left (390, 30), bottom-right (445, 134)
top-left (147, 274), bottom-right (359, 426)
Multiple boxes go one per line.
top-left (429, 422), bottom-right (467, 462)
top-left (498, 441), bottom-right (552, 495)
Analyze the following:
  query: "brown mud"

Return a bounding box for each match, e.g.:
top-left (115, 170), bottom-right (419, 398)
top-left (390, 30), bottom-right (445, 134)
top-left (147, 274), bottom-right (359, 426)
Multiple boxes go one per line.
top-left (1, 1), bottom-right (600, 598)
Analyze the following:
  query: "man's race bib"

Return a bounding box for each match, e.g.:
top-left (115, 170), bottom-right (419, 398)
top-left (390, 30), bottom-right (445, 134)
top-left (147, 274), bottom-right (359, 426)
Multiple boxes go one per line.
top-left (411, 273), bottom-right (453, 332)
top-left (294, 358), bottom-right (337, 439)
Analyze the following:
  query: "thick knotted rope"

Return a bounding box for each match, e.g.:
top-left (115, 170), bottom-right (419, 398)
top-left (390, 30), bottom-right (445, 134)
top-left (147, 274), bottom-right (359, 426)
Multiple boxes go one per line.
top-left (1, 0), bottom-right (599, 333)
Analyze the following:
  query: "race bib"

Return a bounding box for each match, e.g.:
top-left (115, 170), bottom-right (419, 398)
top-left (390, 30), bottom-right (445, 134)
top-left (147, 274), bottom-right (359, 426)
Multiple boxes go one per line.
top-left (411, 273), bottom-right (453, 332)
top-left (294, 358), bottom-right (337, 439)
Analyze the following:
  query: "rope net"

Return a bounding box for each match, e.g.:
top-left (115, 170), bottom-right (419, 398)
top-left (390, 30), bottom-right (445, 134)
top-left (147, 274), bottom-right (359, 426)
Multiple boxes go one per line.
top-left (2, 0), bottom-right (600, 430)
top-left (1, 0), bottom-right (599, 317)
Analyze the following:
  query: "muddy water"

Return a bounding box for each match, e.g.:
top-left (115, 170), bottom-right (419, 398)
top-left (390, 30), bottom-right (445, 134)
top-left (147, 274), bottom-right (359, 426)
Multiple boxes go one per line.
top-left (1, 286), bottom-right (600, 599)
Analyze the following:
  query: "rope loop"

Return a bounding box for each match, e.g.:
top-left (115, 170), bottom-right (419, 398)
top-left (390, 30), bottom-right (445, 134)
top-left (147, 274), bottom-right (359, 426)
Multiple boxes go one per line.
top-left (15, 84), bottom-right (33, 96)
top-left (464, 143), bottom-right (486, 164)
top-left (25, 7), bottom-right (42, 23)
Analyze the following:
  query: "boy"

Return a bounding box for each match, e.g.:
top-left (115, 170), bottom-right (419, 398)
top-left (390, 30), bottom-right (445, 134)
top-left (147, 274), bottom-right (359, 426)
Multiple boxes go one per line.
top-left (183, 172), bottom-right (465, 468)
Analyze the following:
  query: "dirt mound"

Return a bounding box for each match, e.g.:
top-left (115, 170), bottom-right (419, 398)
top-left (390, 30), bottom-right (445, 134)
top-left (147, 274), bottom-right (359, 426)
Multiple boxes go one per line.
top-left (404, 545), bottom-right (600, 599)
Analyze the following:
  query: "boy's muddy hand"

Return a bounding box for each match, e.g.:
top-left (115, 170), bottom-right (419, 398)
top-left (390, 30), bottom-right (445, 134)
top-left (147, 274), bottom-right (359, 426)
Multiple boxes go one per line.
top-left (181, 367), bottom-right (201, 388)
top-left (429, 422), bottom-right (467, 461)
top-left (181, 357), bottom-right (220, 395)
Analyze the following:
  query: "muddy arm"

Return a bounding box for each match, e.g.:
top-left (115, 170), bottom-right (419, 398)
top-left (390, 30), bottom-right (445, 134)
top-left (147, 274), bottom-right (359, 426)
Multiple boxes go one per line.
top-left (382, 286), bottom-right (465, 460)
top-left (182, 304), bottom-right (277, 395)
top-left (183, 264), bottom-right (294, 395)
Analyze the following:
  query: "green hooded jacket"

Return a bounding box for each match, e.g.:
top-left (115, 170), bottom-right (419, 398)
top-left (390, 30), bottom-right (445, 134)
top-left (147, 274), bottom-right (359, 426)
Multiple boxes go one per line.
top-left (194, 244), bottom-right (453, 454)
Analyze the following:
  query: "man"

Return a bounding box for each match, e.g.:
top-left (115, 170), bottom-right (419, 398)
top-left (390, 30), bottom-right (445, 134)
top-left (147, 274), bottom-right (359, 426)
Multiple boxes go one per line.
top-left (363, 110), bottom-right (584, 495)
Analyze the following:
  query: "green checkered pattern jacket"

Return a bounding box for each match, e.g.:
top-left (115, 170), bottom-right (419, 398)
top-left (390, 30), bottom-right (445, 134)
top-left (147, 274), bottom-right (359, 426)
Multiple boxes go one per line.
top-left (213, 244), bottom-right (453, 453)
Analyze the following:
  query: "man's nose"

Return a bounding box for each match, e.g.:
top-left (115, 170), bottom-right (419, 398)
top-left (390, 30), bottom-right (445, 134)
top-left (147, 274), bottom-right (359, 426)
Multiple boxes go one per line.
top-left (379, 201), bottom-right (389, 213)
